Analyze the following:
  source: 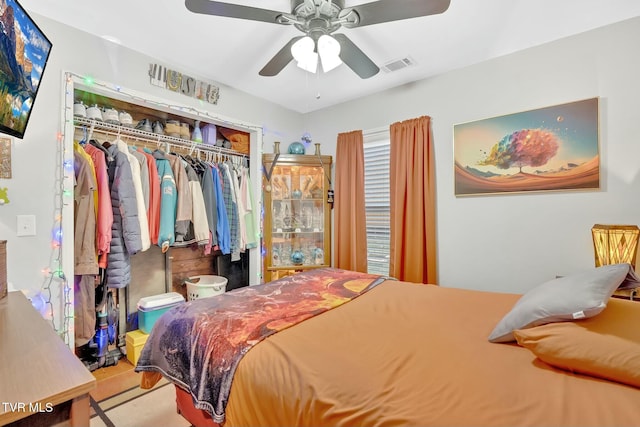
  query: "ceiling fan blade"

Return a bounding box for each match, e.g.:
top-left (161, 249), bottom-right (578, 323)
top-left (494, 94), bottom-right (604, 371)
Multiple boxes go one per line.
top-left (259, 36), bottom-right (304, 77)
top-left (333, 33), bottom-right (379, 79)
top-left (341, 0), bottom-right (451, 28)
top-left (185, 0), bottom-right (286, 24)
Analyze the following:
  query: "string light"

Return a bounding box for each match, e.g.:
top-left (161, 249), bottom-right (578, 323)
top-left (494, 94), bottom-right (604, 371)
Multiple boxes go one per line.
top-left (37, 71), bottom-right (75, 344)
top-left (51, 224), bottom-right (63, 246)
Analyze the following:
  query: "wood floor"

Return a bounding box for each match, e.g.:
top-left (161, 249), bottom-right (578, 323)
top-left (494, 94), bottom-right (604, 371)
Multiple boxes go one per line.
top-left (90, 358), bottom-right (141, 402)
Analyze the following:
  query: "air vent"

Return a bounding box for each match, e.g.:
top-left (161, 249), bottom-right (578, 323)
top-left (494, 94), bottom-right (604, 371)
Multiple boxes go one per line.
top-left (381, 57), bottom-right (416, 73)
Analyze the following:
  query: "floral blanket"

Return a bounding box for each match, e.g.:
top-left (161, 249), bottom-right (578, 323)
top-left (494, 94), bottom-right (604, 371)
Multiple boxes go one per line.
top-left (135, 268), bottom-right (385, 424)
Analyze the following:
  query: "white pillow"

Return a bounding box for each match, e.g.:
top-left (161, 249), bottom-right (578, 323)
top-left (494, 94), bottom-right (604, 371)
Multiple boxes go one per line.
top-left (488, 263), bottom-right (638, 343)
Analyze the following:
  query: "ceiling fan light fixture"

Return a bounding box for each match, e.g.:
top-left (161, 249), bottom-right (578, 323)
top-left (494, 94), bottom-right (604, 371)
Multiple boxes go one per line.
top-left (297, 51), bottom-right (319, 73)
top-left (318, 34), bottom-right (342, 72)
top-left (291, 36), bottom-right (314, 61)
top-left (291, 36), bottom-right (318, 73)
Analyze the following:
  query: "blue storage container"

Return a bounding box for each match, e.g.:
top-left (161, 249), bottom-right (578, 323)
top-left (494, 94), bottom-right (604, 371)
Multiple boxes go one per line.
top-left (137, 292), bottom-right (185, 334)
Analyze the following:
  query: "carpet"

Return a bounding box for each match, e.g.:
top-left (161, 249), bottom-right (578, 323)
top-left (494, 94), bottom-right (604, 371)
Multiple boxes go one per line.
top-left (90, 379), bottom-right (191, 427)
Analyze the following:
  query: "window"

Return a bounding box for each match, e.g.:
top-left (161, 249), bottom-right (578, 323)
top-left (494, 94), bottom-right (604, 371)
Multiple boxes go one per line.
top-left (363, 130), bottom-right (390, 276)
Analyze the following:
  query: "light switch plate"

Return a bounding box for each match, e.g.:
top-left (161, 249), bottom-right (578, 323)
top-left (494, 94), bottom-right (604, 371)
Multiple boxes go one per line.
top-left (16, 215), bottom-right (36, 237)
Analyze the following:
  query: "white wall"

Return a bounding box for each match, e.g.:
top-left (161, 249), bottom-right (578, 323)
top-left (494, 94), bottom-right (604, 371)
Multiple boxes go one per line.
top-left (304, 17), bottom-right (640, 294)
top-left (0, 14), bottom-right (303, 330)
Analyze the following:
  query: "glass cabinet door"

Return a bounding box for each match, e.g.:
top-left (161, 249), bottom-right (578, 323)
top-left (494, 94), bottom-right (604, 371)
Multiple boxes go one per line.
top-left (262, 154), bottom-right (332, 282)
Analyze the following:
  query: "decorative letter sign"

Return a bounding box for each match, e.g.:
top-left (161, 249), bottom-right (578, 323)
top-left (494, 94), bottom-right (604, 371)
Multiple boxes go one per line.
top-left (149, 63), bottom-right (220, 105)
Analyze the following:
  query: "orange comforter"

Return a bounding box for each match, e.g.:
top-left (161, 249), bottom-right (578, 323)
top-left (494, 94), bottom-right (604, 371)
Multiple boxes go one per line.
top-left (221, 280), bottom-right (640, 426)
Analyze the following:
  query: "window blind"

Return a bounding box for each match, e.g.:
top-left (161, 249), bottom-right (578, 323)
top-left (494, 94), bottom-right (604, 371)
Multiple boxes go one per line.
top-left (363, 133), bottom-right (390, 276)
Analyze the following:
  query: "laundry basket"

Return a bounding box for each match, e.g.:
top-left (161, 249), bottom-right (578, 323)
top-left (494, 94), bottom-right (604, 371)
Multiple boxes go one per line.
top-left (185, 275), bottom-right (228, 301)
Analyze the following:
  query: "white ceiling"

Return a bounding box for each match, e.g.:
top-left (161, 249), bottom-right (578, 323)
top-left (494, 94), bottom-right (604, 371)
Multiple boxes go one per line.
top-left (20, 0), bottom-right (640, 113)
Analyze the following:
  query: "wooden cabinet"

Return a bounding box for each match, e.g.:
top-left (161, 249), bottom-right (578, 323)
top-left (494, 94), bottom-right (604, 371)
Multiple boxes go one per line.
top-left (262, 153), bottom-right (332, 282)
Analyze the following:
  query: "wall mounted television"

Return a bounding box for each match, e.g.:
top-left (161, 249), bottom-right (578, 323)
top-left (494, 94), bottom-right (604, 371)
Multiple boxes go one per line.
top-left (0, 0), bottom-right (52, 139)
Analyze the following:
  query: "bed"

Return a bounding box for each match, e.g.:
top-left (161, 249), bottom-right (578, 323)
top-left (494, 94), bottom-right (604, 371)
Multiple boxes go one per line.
top-left (135, 266), bottom-right (640, 426)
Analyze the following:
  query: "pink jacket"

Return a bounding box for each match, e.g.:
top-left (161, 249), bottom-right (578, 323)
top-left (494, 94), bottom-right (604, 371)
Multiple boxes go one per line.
top-left (139, 148), bottom-right (161, 245)
top-left (83, 143), bottom-right (113, 258)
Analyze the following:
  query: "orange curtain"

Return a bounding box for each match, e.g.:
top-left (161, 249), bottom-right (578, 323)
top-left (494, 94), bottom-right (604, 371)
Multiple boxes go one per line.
top-left (389, 116), bottom-right (437, 284)
top-left (335, 130), bottom-right (368, 273)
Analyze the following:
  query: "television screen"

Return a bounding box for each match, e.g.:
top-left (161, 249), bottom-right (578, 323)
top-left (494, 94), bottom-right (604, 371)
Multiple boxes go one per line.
top-left (0, 0), bottom-right (52, 139)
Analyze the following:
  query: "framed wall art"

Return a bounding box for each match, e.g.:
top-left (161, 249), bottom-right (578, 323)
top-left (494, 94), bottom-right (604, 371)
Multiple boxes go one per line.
top-left (0, 136), bottom-right (11, 178)
top-left (0, 0), bottom-right (53, 139)
top-left (454, 97), bottom-right (599, 196)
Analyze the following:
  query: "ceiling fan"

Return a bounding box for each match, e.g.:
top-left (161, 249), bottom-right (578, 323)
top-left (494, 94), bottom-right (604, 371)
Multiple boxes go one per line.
top-left (185, 0), bottom-right (451, 79)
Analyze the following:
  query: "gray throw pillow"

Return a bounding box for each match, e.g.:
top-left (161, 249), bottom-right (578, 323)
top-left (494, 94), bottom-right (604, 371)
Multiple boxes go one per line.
top-left (488, 263), bottom-right (638, 343)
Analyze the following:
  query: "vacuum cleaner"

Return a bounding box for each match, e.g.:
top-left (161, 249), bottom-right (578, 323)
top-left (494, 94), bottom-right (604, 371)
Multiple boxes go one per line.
top-left (79, 280), bottom-right (123, 371)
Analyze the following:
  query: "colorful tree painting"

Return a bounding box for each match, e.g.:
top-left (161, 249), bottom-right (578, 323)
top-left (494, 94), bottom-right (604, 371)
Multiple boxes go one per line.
top-left (478, 129), bottom-right (560, 173)
top-left (453, 98), bottom-right (599, 196)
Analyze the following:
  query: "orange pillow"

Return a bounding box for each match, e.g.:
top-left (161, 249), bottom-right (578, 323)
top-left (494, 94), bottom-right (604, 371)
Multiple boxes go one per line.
top-left (513, 321), bottom-right (640, 388)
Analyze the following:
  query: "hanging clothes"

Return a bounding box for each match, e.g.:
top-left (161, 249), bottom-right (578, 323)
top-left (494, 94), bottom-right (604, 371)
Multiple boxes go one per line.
top-left (75, 141), bottom-right (99, 219)
top-left (200, 162), bottom-right (218, 254)
top-left (240, 166), bottom-right (258, 250)
top-left (105, 143), bottom-right (142, 288)
top-left (74, 121), bottom-right (252, 261)
top-left (83, 141), bottom-right (113, 267)
top-left (73, 145), bottom-right (99, 347)
top-left (138, 148), bottom-right (161, 245)
top-left (130, 148), bottom-right (150, 212)
top-left (73, 148), bottom-right (99, 275)
top-left (74, 274), bottom-right (97, 347)
top-left (114, 137), bottom-right (150, 252)
top-left (182, 160), bottom-right (210, 245)
top-left (153, 149), bottom-right (177, 252)
top-left (166, 153), bottom-right (193, 245)
top-left (225, 161), bottom-right (243, 261)
top-left (211, 163), bottom-right (230, 254)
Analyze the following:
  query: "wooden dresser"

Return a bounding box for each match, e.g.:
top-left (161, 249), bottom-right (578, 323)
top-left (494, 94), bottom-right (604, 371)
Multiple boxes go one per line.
top-left (0, 291), bottom-right (96, 426)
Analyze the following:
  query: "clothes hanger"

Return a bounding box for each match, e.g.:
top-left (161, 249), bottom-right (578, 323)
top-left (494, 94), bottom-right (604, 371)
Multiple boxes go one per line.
top-left (79, 126), bottom-right (88, 145)
top-left (188, 141), bottom-right (198, 157)
top-left (185, 149), bottom-right (205, 174)
top-left (155, 136), bottom-right (166, 154)
top-left (86, 121), bottom-right (96, 144)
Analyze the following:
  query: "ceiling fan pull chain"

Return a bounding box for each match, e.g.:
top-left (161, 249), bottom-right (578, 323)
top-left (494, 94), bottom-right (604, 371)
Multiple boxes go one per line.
top-left (315, 67), bottom-right (321, 100)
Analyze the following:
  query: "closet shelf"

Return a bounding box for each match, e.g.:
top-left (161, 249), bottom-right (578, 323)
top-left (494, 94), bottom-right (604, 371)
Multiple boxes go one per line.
top-left (73, 117), bottom-right (248, 158)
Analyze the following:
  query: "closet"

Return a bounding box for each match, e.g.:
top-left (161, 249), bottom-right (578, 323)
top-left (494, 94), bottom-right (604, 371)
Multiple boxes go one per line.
top-left (65, 78), bottom-right (262, 357)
